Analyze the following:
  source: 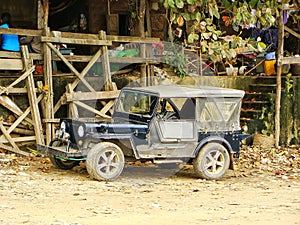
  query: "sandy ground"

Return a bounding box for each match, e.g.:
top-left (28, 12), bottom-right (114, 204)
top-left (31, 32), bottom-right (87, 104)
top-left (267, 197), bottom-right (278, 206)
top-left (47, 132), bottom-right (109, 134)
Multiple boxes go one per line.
top-left (0, 153), bottom-right (299, 225)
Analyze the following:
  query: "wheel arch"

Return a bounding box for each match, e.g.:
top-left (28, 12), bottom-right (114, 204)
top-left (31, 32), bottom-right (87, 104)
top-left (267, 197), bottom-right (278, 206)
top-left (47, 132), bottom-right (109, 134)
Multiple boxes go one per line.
top-left (193, 136), bottom-right (234, 169)
top-left (87, 134), bottom-right (140, 159)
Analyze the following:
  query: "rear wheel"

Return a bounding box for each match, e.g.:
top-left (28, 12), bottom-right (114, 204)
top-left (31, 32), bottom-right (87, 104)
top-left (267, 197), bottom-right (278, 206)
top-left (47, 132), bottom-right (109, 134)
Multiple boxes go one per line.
top-left (193, 143), bottom-right (230, 179)
top-left (86, 142), bottom-right (125, 181)
top-left (49, 140), bottom-right (80, 170)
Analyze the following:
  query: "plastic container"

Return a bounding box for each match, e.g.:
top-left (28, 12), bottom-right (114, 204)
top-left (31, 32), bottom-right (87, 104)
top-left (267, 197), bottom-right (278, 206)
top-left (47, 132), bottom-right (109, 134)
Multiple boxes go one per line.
top-left (265, 51), bottom-right (276, 60)
top-left (264, 60), bottom-right (276, 75)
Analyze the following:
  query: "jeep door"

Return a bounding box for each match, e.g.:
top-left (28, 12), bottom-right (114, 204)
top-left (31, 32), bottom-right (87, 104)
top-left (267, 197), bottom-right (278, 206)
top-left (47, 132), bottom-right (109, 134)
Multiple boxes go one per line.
top-left (147, 98), bottom-right (198, 158)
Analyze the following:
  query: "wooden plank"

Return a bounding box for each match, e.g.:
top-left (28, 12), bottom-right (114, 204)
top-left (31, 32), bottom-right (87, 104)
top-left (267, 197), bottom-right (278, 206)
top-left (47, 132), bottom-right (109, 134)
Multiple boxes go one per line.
top-left (0, 66), bottom-right (34, 95)
top-left (21, 45), bottom-right (44, 145)
top-left (0, 51), bottom-right (20, 59)
top-left (0, 143), bottom-right (30, 156)
top-left (53, 97), bottom-right (63, 114)
top-left (2, 125), bottom-right (35, 136)
top-left (47, 42), bottom-right (95, 92)
top-left (66, 84), bottom-right (79, 118)
top-left (107, 35), bottom-right (160, 43)
top-left (282, 57), bottom-right (300, 65)
top-left (60, 32), bottom-right (99, 40)
top-left (284, 26), bottom-right (300, 39)
top-left (65, 90), bottom-right (120, 102)
top-left (0, 95), bottom-right (34, 125)
top-left (99, 100), bottom-right (115, 115)
top-left (43, 0), bottom-right (49, 28)
top-left (52, 55), bottom-right (92, 62)
top-left (0, 28), bottom-right (160, 44)
top-left (108, 57), bottom-right (159, 64)
top-left (74, 101), bottom-right (111, 118)
top-left (37, 0), bottom-right (43, 29)
top-left (0, 136), bottom-right (37, 144)
top-left (0, 122), bottom-right (24, 155)
top-left (70, 48), bottom-right (103, 91)
top-left (99, 31), bottom-right (112, 89)
top-left (0, 28), bottom-right (42, 36)
top-left (0, 51), bottom-right (42, 60)
top-left (41, 36), bottom-right (112, 46)
top-left (0, 87), bottom-right (38, 94)
top-left (42, 118), bottom-right (60, 123)
top-left (43, 27), bottom-right (54, 144)
top-left (58, 31), bottom-right (160, 43)
top-left (0, 59), bottom-right (23, 70)
top-left (0, 94), bottom-right (43, 138)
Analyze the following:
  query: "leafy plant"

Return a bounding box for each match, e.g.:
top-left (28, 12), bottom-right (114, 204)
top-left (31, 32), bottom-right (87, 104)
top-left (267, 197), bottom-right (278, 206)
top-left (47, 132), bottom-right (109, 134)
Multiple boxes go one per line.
top-left (163, 43), bottom-right (188, 77)
top-left (160, 0), bottom-right (286, 65)
top-left (260, 94), bottom-right (275, 136)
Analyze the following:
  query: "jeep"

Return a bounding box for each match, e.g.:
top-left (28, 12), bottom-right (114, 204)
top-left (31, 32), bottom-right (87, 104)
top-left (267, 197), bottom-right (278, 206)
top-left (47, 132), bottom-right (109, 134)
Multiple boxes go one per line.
top-left (38, 85), bottom-right (248, 180)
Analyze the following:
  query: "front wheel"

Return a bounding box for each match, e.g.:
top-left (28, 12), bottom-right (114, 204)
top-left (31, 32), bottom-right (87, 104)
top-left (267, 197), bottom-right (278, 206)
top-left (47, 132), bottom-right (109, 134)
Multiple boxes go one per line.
top-left (193, 143), bottom-right (230, 180)
top-left (49, 140), bottom-right (80, 170)
top-left (86, 142), bottom-right (125, 181)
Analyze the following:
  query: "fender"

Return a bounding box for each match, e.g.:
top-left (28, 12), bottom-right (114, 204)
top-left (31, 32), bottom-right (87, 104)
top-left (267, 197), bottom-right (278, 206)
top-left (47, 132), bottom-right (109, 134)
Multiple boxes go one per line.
top-left (193, 135), bottom-right (233, 157)
top-left (87, 133), bottom-right (141, 159)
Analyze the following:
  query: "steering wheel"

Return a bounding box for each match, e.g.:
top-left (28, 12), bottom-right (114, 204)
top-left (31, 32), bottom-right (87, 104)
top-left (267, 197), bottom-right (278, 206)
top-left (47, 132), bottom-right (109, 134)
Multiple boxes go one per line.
top-left (163, 111), bottom-right (180, 120)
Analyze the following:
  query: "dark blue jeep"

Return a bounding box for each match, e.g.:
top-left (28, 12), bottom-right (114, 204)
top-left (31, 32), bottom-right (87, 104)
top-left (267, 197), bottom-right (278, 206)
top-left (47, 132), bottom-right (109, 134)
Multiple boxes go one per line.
top-left (38, 85), bottom-right (248, 180)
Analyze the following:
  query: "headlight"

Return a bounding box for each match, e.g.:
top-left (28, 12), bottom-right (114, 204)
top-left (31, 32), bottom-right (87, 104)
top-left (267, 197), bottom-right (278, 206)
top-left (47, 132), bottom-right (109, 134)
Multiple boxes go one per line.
top-left (77, 125), bottom-right (85, 137)
top-left (242, 124), bottom-right (248, 133)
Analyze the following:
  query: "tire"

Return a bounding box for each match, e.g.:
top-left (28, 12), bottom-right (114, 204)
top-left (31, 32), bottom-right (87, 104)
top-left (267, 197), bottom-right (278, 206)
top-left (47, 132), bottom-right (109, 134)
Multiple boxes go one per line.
top-left (193, 143), bottom-right (230, 180)
top-left (49, 140), bottom-right (80, 170)
top-left (86, 142), bottom-right (125, 181)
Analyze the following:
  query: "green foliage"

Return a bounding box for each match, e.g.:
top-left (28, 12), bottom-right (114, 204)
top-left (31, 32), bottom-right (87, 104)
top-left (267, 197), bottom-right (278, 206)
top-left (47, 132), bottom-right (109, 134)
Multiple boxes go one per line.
top-left (164, 43), bottom-right (188, 77)
top-left (285, 73), bottom-right (293, 93)
top-left (160, 0), bottom-right (283, 64)
top-left (260, 94), bottom-right (275, 136)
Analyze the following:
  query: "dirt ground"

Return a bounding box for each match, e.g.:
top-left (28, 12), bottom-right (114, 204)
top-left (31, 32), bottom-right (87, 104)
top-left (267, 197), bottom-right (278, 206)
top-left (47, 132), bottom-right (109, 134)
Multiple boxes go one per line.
top-left (0, 146), bottom-right (299, 225)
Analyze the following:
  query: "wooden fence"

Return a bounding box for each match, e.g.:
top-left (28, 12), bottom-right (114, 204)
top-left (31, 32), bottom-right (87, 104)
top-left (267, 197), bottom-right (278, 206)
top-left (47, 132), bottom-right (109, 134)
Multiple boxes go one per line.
top-left (0, 27), bottom-right (160, 154)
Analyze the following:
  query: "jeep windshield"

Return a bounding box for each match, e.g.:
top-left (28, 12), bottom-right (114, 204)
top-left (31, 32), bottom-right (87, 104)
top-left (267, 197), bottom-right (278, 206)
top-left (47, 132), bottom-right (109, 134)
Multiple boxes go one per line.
top-left (115, 90), bottom-right (158, 118)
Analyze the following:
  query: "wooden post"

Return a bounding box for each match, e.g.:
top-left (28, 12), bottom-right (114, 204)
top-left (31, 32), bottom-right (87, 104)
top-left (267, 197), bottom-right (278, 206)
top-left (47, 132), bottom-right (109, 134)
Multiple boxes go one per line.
top-left (146, 0), bottom-right (152, 37)
top-left (138, 0), bottom-right (147, 87)
top-left (138, 0), bottom-right (146, 38)
top-left (37, 0), bottom-right (44, 29)
top-left (43, 27), bottom-right (54, 145)
top-left (43, 0), bottom-right (49, 29)
top-left (275, 8), bottom-right (284, 148)
top-left (99, 30), bottom-right (112, 91)
top-left (21, 46), bottom-right (44, 145)
top-left (66, 84), bottom-right (79, 118)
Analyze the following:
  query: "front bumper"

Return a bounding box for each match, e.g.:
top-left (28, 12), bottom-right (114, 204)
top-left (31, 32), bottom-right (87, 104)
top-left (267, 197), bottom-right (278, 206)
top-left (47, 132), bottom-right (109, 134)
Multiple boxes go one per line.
top-left (37, 144), bottom-right (83, 159)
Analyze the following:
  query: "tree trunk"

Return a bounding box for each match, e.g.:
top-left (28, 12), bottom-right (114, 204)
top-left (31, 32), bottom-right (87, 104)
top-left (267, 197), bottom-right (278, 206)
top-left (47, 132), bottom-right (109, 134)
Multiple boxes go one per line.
top-left (275, 8), bottom-right (284, 147)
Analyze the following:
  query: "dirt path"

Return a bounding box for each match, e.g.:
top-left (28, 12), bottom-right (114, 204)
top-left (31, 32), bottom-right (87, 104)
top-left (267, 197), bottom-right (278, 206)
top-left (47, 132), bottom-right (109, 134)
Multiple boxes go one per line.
top-left (0, 153), bottom-right (299, 225)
